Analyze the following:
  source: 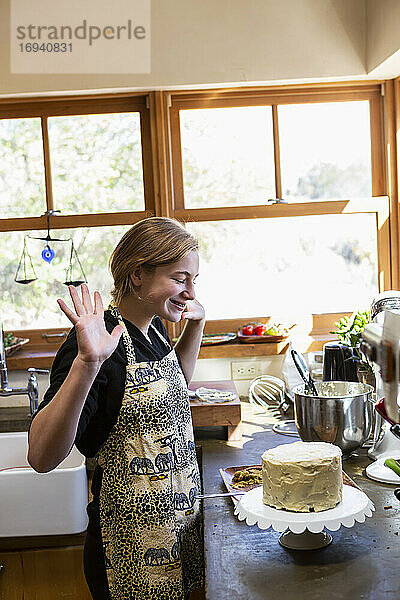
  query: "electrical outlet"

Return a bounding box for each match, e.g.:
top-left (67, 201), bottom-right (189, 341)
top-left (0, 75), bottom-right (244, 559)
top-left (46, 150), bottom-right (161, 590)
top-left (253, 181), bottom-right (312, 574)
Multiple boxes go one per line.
top-left (231, 361), bottom-right (262, 380)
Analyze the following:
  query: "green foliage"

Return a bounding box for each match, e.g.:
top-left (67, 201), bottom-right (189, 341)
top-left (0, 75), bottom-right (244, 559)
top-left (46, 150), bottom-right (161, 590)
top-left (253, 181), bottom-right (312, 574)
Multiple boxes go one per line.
top-left (294, 161), bottom-right (371, 200)
top-left (47, 113), bottom-right (144, 214)
top-left (330, 310), bottom-right (372, 372)
top-left (180, 108), bottom-right (275, 209)
top-left (0, 118), bottom-right (46, 217)
top-left (3, 332), bottom-right (15, 347)
top-left (331, 310), bottom-right (371, 347)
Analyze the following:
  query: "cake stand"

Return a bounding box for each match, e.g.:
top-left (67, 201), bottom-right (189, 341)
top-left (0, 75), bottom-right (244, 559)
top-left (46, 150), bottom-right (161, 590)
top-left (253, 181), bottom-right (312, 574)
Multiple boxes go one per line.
top-left (234, 485), bottom-right (375, 550)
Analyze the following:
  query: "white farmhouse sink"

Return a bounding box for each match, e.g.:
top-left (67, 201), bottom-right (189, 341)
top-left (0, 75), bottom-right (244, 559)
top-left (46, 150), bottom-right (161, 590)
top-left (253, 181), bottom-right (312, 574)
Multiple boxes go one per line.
top-left (0, 431), bottom-right (88, 537)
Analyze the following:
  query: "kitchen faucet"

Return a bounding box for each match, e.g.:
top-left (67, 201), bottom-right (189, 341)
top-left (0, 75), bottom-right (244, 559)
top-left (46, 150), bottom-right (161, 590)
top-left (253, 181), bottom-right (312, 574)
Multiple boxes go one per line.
top-left (0, 323), bottom-right (49, 416)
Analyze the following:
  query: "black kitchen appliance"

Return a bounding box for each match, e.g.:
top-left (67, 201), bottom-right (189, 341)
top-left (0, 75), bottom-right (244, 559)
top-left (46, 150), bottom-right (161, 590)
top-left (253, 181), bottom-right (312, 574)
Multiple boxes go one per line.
top-left (322, 342), bottom-right (359, 382)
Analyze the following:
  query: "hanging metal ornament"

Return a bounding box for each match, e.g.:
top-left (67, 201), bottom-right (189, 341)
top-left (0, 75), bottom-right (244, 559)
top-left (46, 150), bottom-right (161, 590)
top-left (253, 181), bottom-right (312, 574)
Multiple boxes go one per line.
top-left (15, 208), bottom-right (88, 287)
top-left (29, 209), bottom-right (65, 263)
top-left (14, 237), bottom-right (37, 284)
top-left (64, 240), bottom-right (87, 287)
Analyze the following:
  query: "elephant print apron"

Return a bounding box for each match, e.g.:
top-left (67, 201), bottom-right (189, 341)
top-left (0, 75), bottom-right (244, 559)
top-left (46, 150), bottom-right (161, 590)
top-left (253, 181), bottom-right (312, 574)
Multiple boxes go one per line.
top-left (95, 305), bottom-right (203, 600)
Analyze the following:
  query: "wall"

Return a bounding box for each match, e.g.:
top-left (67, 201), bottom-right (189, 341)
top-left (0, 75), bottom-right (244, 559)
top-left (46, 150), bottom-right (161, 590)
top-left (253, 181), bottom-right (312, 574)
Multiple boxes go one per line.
top-left (366, 0), bottom-right (400, 74)
top-left (0, 0), bottom-right (368, 96)
top-left (192, 354), bottom-right (287, 396)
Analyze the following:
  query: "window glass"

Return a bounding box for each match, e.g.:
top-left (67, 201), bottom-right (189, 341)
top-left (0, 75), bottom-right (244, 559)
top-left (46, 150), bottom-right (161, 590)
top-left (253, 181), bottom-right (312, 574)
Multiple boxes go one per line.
top-left (187, 215), bottom-right (378, 320)
top-left (0, 118), bottom-right (46, 218)
top-left (180, 106), bottom-right (275, 208)
top-left (278, 101), bottom-right (372, 202)
top-left (1, 225), bottom-right (130, 329)
top-left (48, 113), bottom-right (145, 214)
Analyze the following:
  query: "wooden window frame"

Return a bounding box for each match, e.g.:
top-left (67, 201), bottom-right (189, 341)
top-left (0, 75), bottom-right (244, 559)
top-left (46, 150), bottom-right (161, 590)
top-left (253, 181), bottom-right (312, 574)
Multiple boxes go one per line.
top-left (0, 93), bottom-right (156, 234)
top-left (168, 82), bottom-right (393, 343)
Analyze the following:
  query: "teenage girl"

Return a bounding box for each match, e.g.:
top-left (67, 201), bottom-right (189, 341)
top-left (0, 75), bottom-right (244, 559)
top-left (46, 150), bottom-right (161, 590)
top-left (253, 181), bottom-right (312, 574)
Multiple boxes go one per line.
top-left (28, 217), bottom-right (205, 600)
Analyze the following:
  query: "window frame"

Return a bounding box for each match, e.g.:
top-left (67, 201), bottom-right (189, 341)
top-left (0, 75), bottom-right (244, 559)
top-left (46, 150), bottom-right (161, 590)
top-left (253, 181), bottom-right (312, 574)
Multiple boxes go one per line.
top-left (168, 82), bottom-right (393, 340)
top-left (0, 93), bottom-right (156, 233)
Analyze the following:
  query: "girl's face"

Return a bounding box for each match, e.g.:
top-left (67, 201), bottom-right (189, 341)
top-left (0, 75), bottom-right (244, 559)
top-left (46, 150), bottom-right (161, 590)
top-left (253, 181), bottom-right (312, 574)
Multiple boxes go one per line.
top-left (134, 250), bottom-right (199, 322)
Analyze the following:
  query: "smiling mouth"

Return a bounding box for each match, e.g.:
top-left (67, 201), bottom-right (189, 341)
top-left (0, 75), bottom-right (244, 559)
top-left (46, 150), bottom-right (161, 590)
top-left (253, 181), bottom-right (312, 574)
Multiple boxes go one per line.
top-left (169, 299), bottom-right (186, 310)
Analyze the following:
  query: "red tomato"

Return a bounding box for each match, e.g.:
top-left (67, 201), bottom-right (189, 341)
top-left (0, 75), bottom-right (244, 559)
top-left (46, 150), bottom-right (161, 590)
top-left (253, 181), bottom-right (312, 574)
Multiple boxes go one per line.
top-left (254, 324), bottom-right (266, 336)
top-left (242, 325), bottom-right (254, 336)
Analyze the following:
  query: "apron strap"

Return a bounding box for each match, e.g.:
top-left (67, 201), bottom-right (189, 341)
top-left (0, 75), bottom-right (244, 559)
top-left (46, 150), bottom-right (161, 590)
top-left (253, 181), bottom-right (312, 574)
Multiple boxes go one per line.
top-left (108, 303), bottom-right (171, 363)
top-left (108, 303), bottom-right (137, 364)
top-left (149, 322), bottom-right (172, 351)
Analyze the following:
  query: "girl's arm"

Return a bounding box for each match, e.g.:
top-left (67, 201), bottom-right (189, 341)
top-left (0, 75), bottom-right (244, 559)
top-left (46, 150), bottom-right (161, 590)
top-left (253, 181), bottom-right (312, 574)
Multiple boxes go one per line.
top-left (174, 299), bottom-right (205, 384)
top-left (28, 284), bottom-right (122, 473)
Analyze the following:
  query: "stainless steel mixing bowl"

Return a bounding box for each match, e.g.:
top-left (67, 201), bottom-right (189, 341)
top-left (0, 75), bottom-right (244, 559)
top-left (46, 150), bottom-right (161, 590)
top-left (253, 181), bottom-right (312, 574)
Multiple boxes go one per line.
top-left (293, 381), bottom-right (374, 457)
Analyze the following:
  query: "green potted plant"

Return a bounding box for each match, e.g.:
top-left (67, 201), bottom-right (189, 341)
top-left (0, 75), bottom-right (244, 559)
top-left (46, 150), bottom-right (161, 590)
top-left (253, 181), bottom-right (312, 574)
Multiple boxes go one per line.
top-left (330, 310), bottom-right (375, 388)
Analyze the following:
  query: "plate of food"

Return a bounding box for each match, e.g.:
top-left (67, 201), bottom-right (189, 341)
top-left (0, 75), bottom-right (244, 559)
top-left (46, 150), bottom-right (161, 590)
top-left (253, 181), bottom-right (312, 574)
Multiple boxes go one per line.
top-left (200, 333), bottom-right (237, 346)
top-left (237, 323), bottom-right (294, 343)
top-left (219, 464), bottom-right (263, 501)
top-left (4, 333), bottom-right (29, 357)
top-left (173, 333), bottom-right (237, 346)
top-left (194, 387), bottom-right (237, 403)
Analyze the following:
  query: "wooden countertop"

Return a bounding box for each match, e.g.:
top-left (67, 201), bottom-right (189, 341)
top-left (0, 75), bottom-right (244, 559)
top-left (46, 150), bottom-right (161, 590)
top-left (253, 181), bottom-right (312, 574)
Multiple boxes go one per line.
top-left (190, 380), bottom-right (242, 440)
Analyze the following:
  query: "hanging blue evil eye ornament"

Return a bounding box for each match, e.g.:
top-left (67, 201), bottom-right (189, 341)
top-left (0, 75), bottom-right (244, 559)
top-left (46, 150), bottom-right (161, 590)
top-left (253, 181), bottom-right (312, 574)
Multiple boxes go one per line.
top-left (41, 244), bottom-right (55, 263)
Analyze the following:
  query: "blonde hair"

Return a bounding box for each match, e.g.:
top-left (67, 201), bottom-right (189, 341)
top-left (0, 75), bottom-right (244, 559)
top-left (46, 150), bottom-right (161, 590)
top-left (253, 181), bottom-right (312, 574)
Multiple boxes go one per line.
top-left (109, 217), bottom-right (198, 304)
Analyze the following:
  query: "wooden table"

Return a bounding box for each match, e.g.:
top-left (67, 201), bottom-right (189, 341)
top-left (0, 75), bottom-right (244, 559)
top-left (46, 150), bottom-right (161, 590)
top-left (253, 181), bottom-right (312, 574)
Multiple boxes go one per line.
top-left (189, 380), bottom-right (242, 441)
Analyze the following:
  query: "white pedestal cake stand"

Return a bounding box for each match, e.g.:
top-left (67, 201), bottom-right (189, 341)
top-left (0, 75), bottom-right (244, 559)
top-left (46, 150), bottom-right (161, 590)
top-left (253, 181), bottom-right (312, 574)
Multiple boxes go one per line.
top-left (234, 485), bottom-right (375, 550)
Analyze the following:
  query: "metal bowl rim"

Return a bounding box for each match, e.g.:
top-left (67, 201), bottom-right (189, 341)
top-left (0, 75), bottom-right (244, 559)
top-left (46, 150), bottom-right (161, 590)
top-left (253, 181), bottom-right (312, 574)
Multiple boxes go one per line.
top-left (293, 382), bottom-right (374, 399)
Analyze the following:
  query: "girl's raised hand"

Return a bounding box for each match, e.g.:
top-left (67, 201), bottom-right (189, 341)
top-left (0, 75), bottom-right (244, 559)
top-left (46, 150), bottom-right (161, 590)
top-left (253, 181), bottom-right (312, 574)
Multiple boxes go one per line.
top-left (57, 284), bottom-right (123, 366)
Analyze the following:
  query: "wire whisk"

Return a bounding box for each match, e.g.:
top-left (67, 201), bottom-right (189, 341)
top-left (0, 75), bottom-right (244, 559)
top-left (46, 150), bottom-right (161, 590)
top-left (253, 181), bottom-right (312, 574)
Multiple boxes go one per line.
top-left (248, 376), bottom-right (290, 413)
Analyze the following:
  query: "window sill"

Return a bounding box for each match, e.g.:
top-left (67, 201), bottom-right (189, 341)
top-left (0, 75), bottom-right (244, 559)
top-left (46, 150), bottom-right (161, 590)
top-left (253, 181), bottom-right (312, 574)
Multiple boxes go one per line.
top-left (198, 340), bottom-right (289, 358)
top-left (6, 348), bottom-right (56, 371)
top-left (7, 341), bottom-right (290, 370)
top-left (5, 333), bottom-right (338, 370)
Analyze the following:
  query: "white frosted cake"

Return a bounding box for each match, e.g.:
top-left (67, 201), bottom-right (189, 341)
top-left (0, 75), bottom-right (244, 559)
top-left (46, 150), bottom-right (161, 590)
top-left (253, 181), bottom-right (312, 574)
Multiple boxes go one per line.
top-left (262, 441), bottom-right (342, 512)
